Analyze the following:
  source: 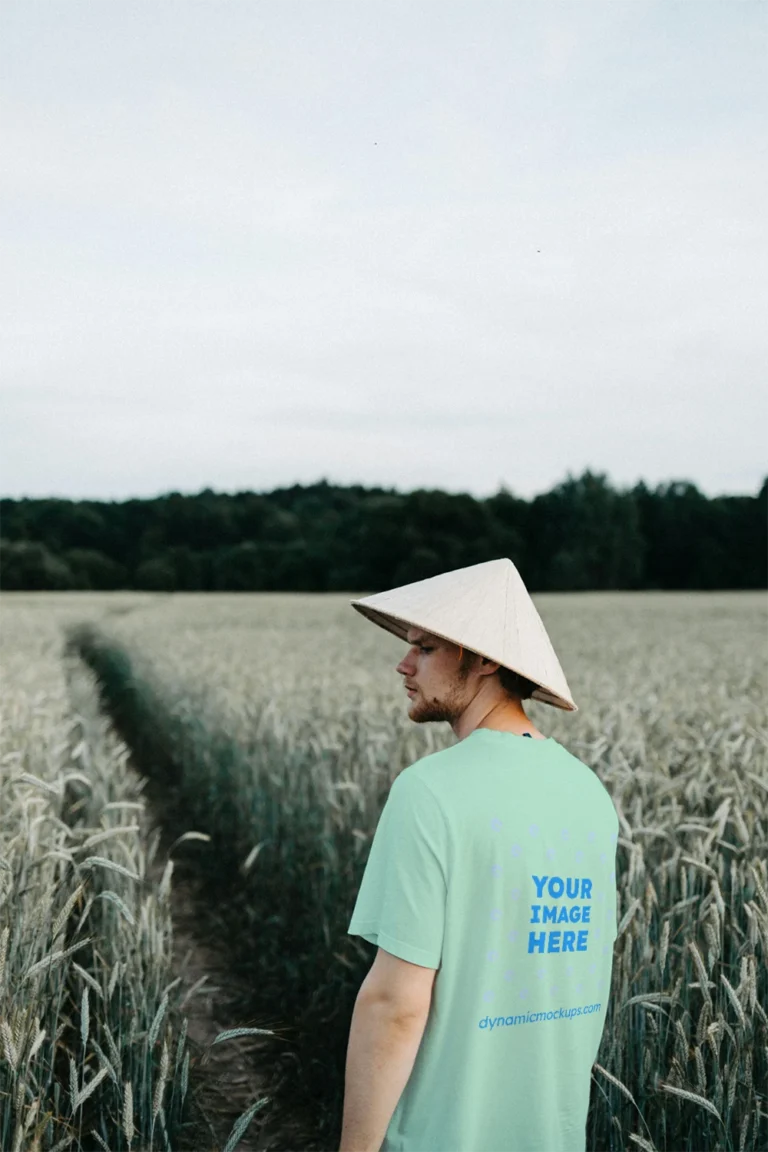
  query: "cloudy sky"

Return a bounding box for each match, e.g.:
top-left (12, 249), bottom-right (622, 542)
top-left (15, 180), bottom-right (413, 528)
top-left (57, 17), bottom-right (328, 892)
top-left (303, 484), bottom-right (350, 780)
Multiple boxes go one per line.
top-left (2, 1), bottom-right (766, 502)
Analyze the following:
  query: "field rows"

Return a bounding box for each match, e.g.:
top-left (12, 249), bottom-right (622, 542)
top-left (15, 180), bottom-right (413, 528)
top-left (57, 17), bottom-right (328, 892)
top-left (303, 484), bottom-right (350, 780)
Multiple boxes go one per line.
top-left (0, 598), bottom-right (270, 1151)
top-left (2, 591), bottom-right (767, 1151)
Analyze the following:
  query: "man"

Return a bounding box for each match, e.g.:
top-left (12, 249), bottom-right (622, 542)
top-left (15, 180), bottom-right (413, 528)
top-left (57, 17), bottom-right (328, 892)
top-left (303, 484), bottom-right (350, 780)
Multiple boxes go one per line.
top-left (340, 558), bottom-right (618, 1152)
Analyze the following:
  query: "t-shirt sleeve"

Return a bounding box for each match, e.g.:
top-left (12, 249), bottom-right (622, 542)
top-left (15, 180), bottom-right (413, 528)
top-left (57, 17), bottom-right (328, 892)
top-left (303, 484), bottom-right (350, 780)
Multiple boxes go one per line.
top-left (347, 770), bottom-right (447, 970)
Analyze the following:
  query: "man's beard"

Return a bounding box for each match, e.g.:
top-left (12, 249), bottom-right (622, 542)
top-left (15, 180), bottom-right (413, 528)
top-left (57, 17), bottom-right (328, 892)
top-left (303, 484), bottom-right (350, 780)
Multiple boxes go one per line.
top-left (409, 679), bottom-right (468, 724)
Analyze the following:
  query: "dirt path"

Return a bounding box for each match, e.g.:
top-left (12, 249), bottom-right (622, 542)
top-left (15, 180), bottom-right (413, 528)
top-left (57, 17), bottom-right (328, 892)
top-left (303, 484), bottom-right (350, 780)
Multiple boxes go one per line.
top-left (167, 870), bottom-right (275, 1152)
top-left (155, 849), bottom-right (320, 1152)
top-left (67, 628), bottom-right (323, 1152)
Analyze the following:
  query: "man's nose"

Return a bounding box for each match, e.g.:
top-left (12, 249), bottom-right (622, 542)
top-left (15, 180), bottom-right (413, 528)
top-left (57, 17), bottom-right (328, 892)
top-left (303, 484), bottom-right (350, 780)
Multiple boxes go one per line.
top-left (396, 653), bottom-right (415, 676)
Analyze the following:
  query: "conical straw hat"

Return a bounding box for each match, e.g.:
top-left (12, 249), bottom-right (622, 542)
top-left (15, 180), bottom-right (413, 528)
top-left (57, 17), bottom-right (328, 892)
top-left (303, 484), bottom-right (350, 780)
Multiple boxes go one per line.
top-left (350, 557), bottom-right (577, 712)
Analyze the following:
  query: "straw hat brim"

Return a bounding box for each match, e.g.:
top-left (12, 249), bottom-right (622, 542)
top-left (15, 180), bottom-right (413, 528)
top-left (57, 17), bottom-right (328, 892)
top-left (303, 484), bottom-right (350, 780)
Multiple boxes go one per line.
top-left (351, 602), bottom-right (578, 712)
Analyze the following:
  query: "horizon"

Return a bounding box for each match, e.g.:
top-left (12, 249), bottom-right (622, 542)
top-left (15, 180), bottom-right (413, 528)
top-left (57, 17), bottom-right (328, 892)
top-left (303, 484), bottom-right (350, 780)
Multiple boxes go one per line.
top-left (3, 467), bottom-right (766, 506)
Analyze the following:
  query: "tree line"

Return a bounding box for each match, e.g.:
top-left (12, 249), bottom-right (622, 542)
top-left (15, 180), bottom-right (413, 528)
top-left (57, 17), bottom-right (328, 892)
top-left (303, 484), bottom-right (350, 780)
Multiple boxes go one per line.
top-left (1, 470), bottom-right (765, 592)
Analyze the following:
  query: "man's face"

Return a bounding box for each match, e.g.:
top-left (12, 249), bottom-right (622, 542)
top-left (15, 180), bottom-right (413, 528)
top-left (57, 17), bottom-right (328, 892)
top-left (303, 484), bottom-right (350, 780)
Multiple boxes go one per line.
top-left (395, 627), bottom-right (474, 724)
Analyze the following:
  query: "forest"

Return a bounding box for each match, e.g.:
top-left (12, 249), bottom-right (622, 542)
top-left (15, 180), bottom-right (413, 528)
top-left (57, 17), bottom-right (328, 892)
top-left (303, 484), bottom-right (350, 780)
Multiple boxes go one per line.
top-left (1, 469), bottom-right (766, 592)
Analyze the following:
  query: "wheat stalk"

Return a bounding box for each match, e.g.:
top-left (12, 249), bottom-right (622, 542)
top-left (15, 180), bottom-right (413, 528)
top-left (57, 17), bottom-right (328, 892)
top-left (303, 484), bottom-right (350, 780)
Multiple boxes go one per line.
top-left (659, 1082), bottom-right (722, 1121)
top-left (123, 1079), bottom-right (134, 1148)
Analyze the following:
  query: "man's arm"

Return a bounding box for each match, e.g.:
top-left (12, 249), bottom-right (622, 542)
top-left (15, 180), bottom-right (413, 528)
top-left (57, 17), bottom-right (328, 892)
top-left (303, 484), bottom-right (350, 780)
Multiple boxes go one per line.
top-left (339, 993), bottom-right (430, 1152)
top-left (339, 948), bottom-right (436, 1152)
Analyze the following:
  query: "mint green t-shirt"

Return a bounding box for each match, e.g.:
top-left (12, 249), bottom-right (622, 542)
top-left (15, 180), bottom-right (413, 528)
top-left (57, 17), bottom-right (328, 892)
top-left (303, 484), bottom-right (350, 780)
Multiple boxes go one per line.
top-left (347, 728), bottom-right (619, 1152)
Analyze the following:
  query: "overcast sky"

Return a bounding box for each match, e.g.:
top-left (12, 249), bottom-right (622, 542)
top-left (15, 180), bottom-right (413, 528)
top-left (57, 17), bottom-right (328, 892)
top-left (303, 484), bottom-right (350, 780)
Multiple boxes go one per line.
top-left (2, 1), bottom-right (766, 502)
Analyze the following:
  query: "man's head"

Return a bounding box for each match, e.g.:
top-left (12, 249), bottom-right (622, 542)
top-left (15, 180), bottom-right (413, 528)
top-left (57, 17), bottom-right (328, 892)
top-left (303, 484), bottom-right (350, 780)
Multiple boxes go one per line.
top-left (395, 626), bottom-right (538, 726)
top-left (352, 557), bottom-right (577, 713)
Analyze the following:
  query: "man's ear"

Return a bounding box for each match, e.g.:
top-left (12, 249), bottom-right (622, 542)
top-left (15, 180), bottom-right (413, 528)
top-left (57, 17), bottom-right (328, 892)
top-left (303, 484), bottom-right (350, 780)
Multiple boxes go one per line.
top-left (478, 657), bottom-right (501, 677)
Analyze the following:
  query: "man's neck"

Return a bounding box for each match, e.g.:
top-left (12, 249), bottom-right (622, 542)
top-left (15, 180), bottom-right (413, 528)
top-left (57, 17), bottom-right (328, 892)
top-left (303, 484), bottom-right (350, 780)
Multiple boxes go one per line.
top-left (452, 696), bottom-right (543, 741)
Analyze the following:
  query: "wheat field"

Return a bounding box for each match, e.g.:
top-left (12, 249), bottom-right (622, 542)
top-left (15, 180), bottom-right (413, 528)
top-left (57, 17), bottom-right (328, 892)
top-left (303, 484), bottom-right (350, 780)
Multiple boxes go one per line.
top-left (2, 590), bottom-right (766, 1151)
top-left (0, 596), bottom-right (271, 1152)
